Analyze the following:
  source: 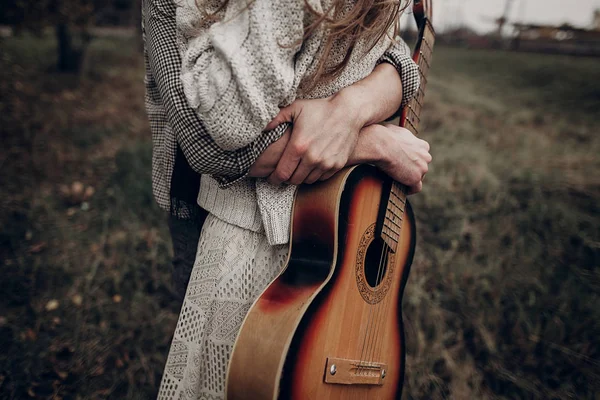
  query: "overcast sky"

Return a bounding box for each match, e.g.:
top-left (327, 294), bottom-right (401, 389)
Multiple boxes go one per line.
top-left (401, 0), bottom-right (600, 33)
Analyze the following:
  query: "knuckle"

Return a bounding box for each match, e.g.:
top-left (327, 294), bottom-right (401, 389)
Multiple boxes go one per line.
top-left (305, 150), bottom-right (320, 166)
top-left (292, 141), bottom-right (309, 156)
top-left (320, 159), bottom-right (335, 171)
top-left (274, 169), bottom-right (291, 182)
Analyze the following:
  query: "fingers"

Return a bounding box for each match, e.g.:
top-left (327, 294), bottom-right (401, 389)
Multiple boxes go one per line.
top-left (268, 149), bottom-right (345, 186)
top-left (407, 181), bottom-right (423, 195)
top-left (267, 143), bottom-right (303, 185)
top-left (305, 169), bottom-right (325, 184)
top-left (264, 105), bottom-right (296, 131)
top-left (303, 158), bottom-right (342, 184)
top-left (278, 152), bottom-right (340, 186)
top-left (267, 122), bottom-right (346, 185)
top-left (319, 170), bottom-right (337, 181)
top-left (267, 134), bottom-right (310, 185)
top-left (287, 159), bottom-right (314, 186)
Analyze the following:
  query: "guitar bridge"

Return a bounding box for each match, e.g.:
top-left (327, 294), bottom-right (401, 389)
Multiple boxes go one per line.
top-left (324, 357), bottom-right (387, 386)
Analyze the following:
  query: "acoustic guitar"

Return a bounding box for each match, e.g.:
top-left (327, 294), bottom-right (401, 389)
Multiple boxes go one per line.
top-left (227, 1), bottom-right (435, 398)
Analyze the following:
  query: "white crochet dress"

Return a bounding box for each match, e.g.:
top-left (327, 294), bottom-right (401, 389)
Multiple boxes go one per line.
top-left (159, 215), bottom-right (288, 399)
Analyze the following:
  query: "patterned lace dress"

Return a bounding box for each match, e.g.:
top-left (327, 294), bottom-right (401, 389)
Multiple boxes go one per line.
top-left (158, 214), bottom-right (288, 399)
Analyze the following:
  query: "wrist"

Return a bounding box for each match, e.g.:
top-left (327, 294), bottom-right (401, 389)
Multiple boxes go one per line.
top-left (331, 85), bottom-right (371, 129)
top-left (332, 62), bottom-right (403, 128)
top-left (349, 124), bottom-right (386, 166)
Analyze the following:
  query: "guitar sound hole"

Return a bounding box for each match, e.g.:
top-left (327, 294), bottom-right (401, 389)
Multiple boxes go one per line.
top-left (364, 237), bottom-right (389, 288)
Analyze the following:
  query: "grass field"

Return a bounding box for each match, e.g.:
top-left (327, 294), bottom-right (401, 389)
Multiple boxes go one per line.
top-left (0, 34), bottom-right (599, 399)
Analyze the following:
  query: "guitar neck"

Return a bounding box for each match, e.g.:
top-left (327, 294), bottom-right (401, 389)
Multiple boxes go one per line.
top-left (403, 19), bottom-right (435, 137)
top-left (381, 16), bottom-right (435, 252)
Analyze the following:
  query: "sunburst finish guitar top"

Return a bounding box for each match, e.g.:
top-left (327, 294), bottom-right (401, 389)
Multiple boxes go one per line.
top-left (226, 1), bottom-right (435, 398)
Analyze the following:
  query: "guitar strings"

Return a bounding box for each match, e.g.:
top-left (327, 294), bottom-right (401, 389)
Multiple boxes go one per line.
top-left (367, 233), bottom-right (391, 370)
top-left (368, 244), bottom-right (392, 368)
top-left (353, 245), bottom-right (389, 400)
top-left (363, 242), bottom-right (389, 369)
top-left (362, 182), bottom-right (400, 376)
top-left (372, 184), bottom-right (409, 369)
top-left (367, 183), bottom-right (400, 364)
top-left (371, 36), bottom-right (430, 367)
top-left (370, 184), bottom-right (407, 373)
top-left (357, 240), bottom-right (387, 376)
top-left (360, 239), bottom-right (387, 370)
top-left (372, 249), bottom-right (397, 368)
top-left (354, 15), bottom-right (429, 393)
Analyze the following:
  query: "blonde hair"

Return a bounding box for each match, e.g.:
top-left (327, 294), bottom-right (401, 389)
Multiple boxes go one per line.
top-left (301, 0), bottom-right (408, 91)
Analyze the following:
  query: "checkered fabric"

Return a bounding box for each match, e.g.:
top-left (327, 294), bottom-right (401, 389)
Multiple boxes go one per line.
top-left (142, 0), bottom-right (288, 217)
top-left (142, 0), bottom-right (419, 218)
top-left (378, 37), bottom-right (420, 118)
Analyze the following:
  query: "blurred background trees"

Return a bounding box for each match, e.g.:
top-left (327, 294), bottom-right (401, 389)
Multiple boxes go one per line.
top-left (1, 0), bottom-right (139, 72)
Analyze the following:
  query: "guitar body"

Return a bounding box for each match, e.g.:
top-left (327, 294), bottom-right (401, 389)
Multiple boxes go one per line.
top-left (226, 165), bottom-right (416, 399)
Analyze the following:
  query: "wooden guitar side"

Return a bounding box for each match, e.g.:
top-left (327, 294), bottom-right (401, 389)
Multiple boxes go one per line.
top-left (226, 165), bottom-right (416, 399)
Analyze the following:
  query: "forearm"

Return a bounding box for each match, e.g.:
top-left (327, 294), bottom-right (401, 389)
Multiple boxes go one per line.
top-left (346, 124), bottom-right (385, 166)
top-left (178, 0), bottom-right (304, 151)
top-left (249, 124), bottom-right (382, 178)
top-left (142, 0), bottom-right (286, 182)
top-left (331, 37), bottom-right (420, 128)
top-left (333, 63), bottom-right (404, 128)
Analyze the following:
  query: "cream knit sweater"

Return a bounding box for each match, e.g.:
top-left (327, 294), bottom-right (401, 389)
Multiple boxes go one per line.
top-left (176, 0), bottom-right (419, 245)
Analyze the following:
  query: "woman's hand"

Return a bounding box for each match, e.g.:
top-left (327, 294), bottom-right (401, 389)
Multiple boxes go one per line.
top-left (263, 92), bottom-right (365, 185)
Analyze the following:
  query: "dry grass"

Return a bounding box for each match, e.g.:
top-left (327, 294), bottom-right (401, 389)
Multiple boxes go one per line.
top-left (0, 34), bottom-right (177, 399)
top-left (0, 36), bottom-right (598, 399)
top-left (404, 47), bottom-right (600, 399)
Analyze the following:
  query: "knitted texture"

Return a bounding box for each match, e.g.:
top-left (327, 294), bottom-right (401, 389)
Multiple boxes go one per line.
top-left (158, 214), bottom-right (288, 400)
top-left (177, 0), bottom-right (421, 245)
top-left (142, 0), bottom-right (289, 218)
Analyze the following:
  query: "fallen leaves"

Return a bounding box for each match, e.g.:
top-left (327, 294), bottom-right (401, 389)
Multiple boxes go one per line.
top-left (21, 328), bottom-right (37, 341)
top-left (71, 294), bottom-right (83, 306)
top-left (59, 181), bottom-right (95, 206)
top-left (27, 242), bottom-right (47, 254)
top-left (45, 299), bottom-right (60, 311)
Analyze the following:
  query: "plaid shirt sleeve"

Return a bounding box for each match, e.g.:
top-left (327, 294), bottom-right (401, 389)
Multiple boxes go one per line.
top-left (142, 0), bottom-right (287, 187)
top-left (377, 37), bottom-right (420, 119)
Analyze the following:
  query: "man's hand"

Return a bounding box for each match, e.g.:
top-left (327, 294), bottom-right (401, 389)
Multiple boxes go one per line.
top-left (262, 63), bottom-right (405, 186)
top-left (248, 128), bottom-right (291, 178)
top-left (352, 124), bottom-right (432, 194)
top-left (263, 94), bottom-right (364, 185)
